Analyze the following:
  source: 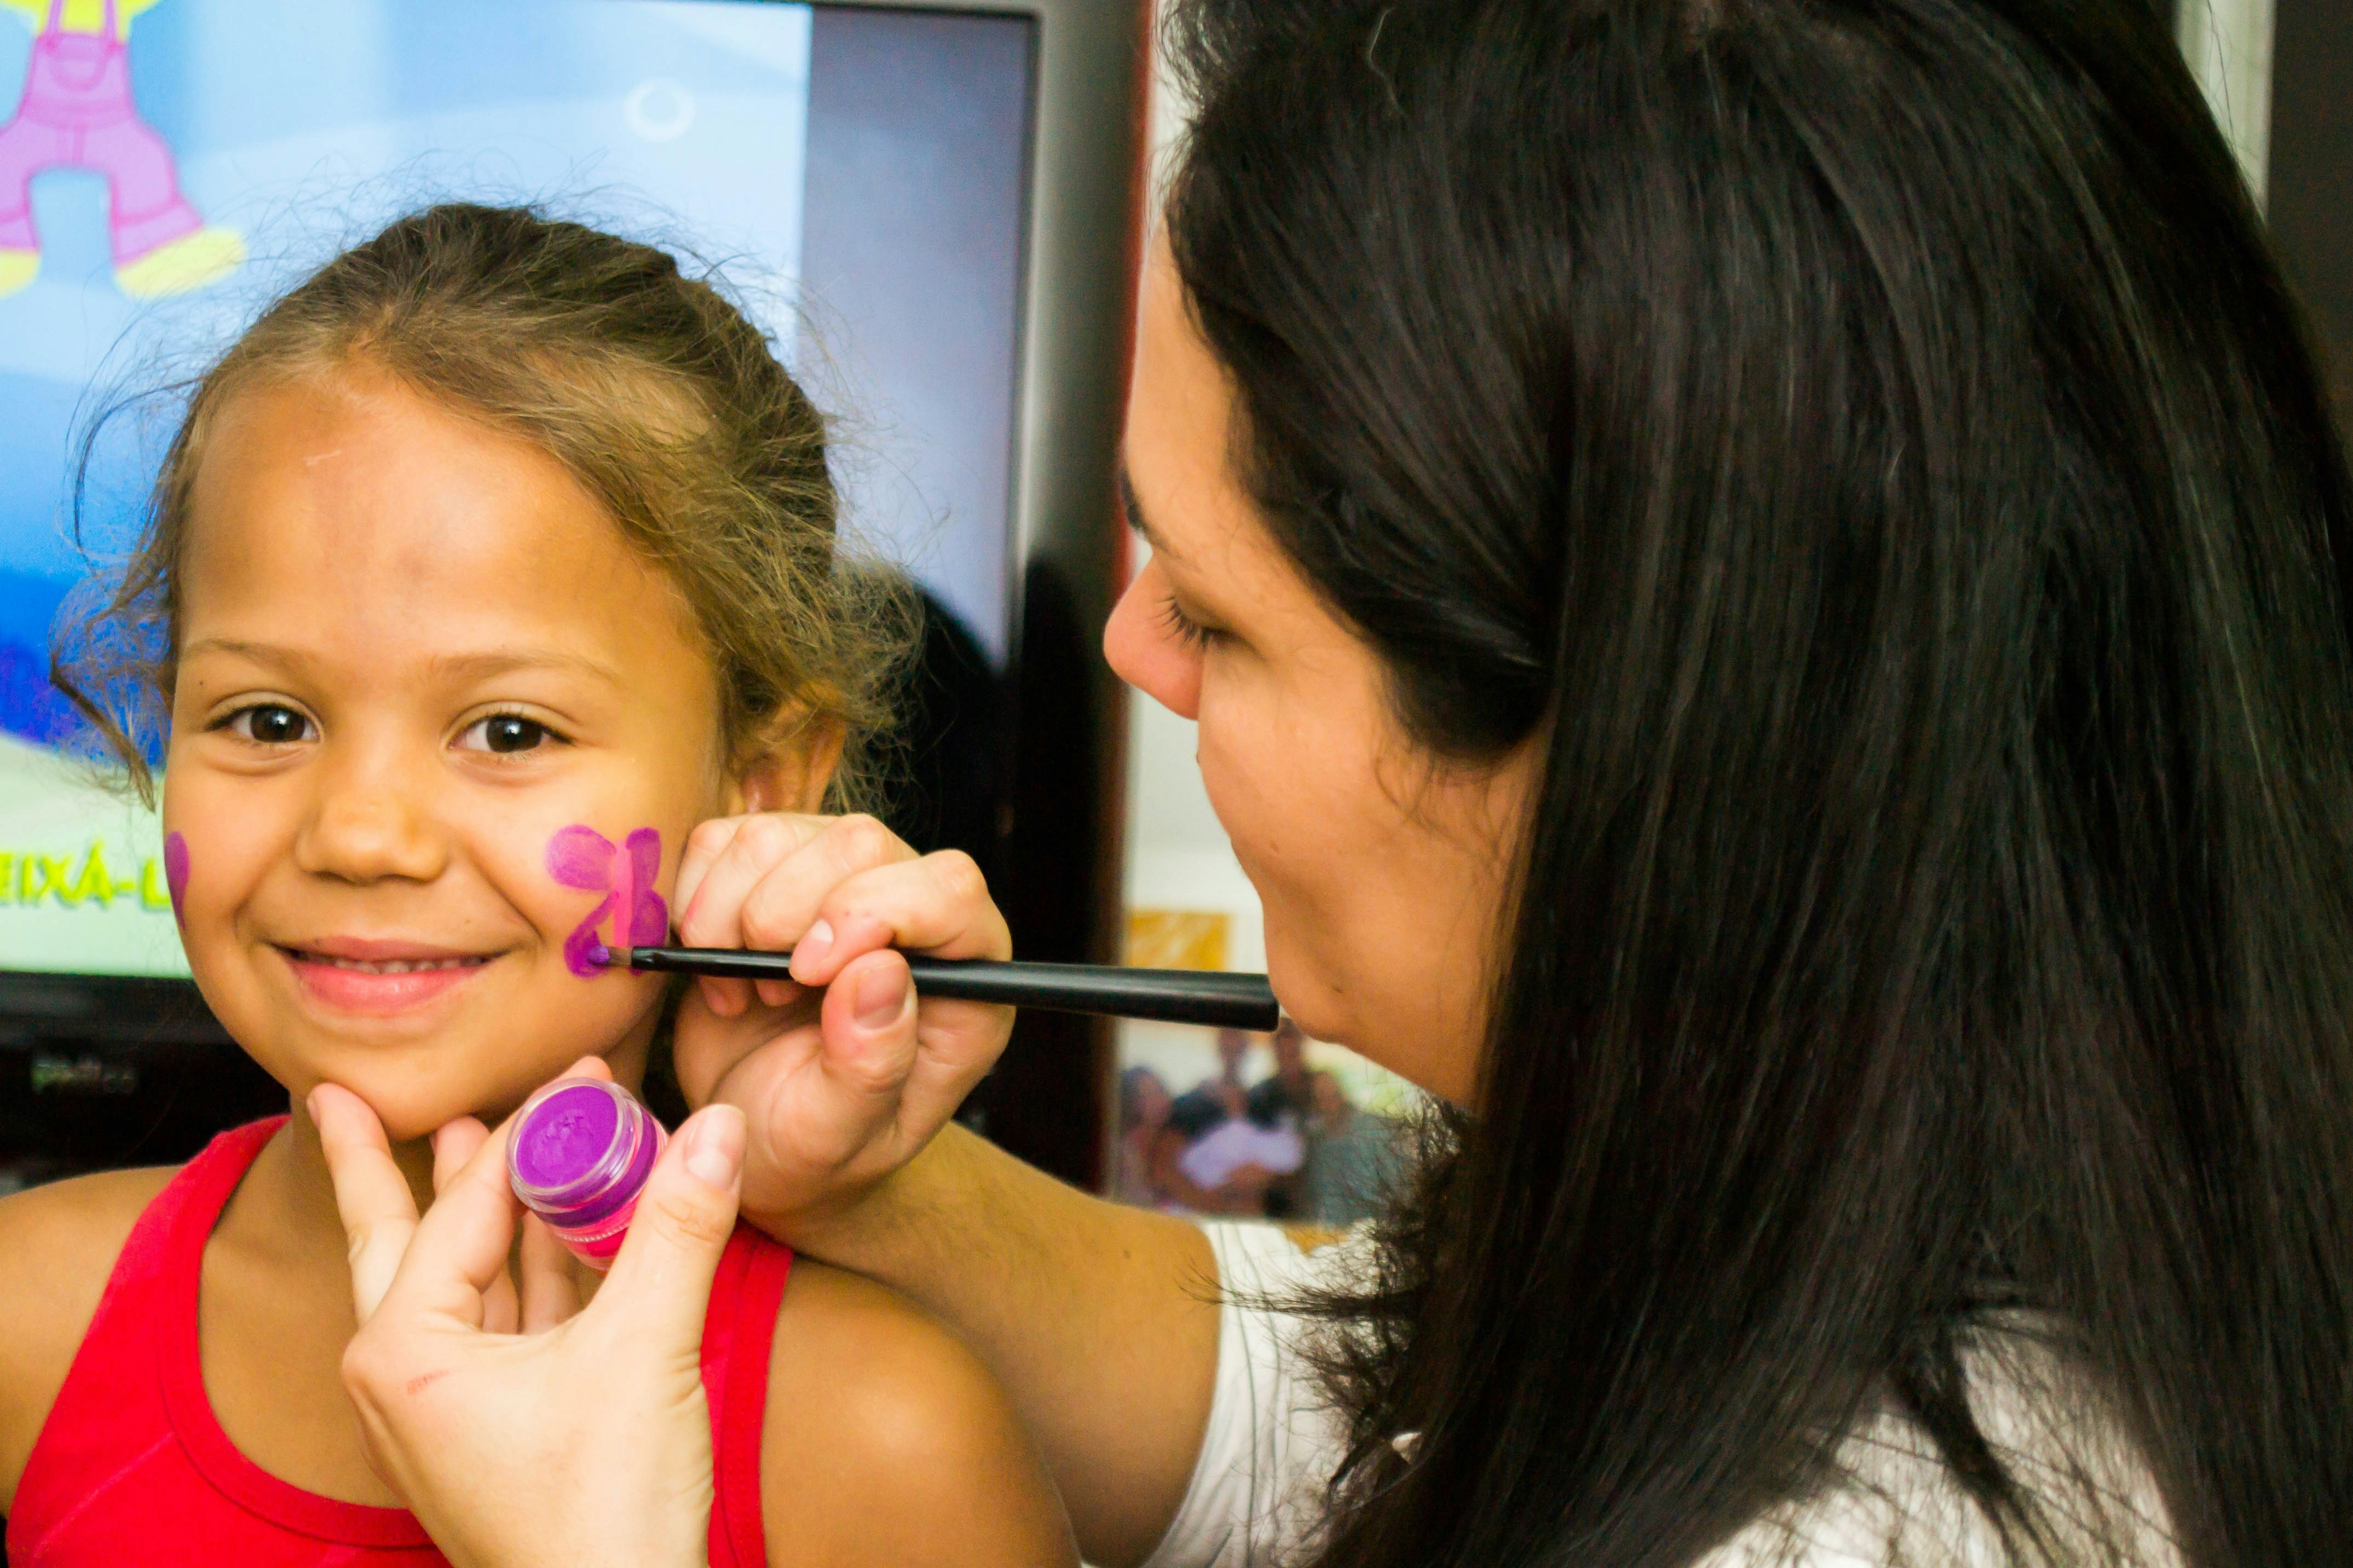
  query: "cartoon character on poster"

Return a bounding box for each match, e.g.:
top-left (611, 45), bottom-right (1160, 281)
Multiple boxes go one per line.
top-left (0, 0), bottom-right (242, 299)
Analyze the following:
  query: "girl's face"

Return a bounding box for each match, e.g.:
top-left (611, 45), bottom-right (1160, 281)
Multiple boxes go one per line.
top-left (164, 368), bottom-right (820, 1139)
top-left (1106, 239), bottom-right (1535, 1103)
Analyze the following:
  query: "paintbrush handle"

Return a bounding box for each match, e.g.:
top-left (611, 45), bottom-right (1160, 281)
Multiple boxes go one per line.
top-left (617, 945), bottom-right (1282, 1031)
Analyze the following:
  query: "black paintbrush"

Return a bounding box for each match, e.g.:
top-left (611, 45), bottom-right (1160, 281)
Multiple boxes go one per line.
top-left (599, 944), bottom-right (1281, 1031)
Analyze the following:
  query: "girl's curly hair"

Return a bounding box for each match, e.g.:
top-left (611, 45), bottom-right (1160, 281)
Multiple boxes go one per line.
top-left (54, 201), bottom-right (910, 804)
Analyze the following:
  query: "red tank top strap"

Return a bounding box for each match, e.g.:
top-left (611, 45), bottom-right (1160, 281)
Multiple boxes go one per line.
top-left (701, 1224), bottom-right (794, 1568)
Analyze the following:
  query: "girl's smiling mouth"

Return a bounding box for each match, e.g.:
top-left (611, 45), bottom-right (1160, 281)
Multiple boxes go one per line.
top-left (296, 954), bottom-right (487, 974)
top-left (276, 938), bottom-right (504, 1014)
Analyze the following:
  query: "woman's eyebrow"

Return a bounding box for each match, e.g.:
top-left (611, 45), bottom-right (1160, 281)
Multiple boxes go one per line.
top-left (1118, 468), bottom-right (1178, 562)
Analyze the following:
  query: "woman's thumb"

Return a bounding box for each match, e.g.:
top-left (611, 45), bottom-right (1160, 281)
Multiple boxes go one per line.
top-left (595, 1104), bottom-right (746, 1345)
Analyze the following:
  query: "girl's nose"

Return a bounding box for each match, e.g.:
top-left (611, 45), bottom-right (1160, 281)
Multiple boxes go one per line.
top-left (293, 762), bottom-right (449, 886)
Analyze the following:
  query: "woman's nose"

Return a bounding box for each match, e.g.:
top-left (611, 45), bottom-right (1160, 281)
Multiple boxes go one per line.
top-left (1103, 556), bottom-right (1204, 719)
top-left (292, 754), bottom-right (449, 885)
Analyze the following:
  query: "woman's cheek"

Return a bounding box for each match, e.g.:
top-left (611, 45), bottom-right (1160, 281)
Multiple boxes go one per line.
top-left (1195, 728), bottom-right (1318, 987)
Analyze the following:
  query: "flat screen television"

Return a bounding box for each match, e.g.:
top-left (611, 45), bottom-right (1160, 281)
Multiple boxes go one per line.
top-left (0, 0), bottom-right (1142, 1187)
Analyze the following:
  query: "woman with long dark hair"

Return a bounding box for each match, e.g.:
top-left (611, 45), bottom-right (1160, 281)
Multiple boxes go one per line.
top-left (315, 1), bottom-right (2353, 1564)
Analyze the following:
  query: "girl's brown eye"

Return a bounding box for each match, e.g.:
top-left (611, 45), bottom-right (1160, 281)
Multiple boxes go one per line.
top-left (229, 704), bottom-right (314, 745)
top-left (459, 715), bottom-right (558, 754)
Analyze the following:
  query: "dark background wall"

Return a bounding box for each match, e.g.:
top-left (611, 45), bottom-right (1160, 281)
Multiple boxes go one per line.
top-left (2269, 0), bottom-right (2353, 420)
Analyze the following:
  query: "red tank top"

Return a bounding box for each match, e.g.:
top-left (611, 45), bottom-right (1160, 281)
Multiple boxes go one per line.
top-left (5, 1118), bottom-right (791, 1567)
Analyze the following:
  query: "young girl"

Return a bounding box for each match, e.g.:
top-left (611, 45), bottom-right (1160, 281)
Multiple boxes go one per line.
top-left (0, 203), bottom-right (1076, 1566)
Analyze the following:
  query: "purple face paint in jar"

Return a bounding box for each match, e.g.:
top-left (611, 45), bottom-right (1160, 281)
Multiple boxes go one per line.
top-left (507, 1078), bottom-right (667, 1270)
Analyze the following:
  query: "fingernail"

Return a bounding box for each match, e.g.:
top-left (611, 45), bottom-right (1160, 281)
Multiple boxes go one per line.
top-left (796, 918), bottom-right (835, 968)
top-left (855, 962), bottom-right (910, 1029)
top-left (683, 1107), bottom-right (745, 1191)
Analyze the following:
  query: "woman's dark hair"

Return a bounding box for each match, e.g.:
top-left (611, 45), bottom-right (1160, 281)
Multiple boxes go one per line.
top-left (1164, 1), bottom-right (2353, 1565)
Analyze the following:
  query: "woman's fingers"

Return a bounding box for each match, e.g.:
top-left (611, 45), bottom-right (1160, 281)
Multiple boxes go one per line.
top-left (676, 814), bottom-right (840, 1014)
top-left (734, 815), bottom-right (920, 967)
top-left (829, 948), bottom-right (1017, 1183)
top-left (431, 1119), bottom-right (519, 1334)
top-left (312, 1083), bottom-right (423, 1326)
top-left (335, 1065), bottom-right (724, 1568)
top-left (324, 1055), bottom-right (620, 1347)
top-left (680, 813), bottom-right (897, 942)
top-left (677, 811), bottom-right (1010, 979)
top-left (672, 948), bottom-right (1009, 1226)
top-left (664, 808), bottom-right (1015, 1231)
top-left (364, 1103), bottom-right (533, 1333)
top-left (593, 1106), bottom-right (745, 1354)
top-left (815, 949), bottom-right (924, 1106)
top-left (674, 812), bottom-right (800, 927)
top-left (678, 814), bottom-right (937, 1015)
top-left (517, 1213), bottom-right (582, 1332)
top-left (430, 1116), bottom-right (488, 1191)
top-left (764, 848), bottom-right (1013, 984)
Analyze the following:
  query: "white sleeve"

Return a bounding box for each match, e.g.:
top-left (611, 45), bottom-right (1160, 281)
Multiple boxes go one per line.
top-left (1134, 1222), bottom-right (1366, 1568)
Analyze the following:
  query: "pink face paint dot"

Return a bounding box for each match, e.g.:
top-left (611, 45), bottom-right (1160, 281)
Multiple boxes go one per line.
top-left (163, 832), bottom-right (189, 930)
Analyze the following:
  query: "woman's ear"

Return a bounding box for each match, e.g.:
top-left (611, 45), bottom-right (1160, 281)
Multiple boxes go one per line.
top-left (725, 711), bottom-right (847, 815)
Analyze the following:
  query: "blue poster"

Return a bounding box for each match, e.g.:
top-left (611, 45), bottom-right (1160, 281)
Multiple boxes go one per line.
top-left (0, 0), bottom-right (813, 975)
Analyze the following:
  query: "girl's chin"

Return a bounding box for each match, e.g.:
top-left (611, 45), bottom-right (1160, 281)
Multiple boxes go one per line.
top-left (306, 1039), bottom-right (648, 1144)
top-left (312, 1074), bottom-right (556, 1148)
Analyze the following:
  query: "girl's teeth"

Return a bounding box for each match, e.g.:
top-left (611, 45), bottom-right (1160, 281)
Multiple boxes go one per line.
top-left (317, 955), bottom-right (482, 974)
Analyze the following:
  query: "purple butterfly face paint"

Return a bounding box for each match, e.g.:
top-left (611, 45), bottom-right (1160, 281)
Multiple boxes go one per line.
top-left (546, 825), bottom-right (667, 978)
top-left (163, 832), bottom-right (190, 930)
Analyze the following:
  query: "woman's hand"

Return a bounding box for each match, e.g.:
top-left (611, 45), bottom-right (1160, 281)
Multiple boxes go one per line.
top-left (667, 812), bottom-right (1014, 1245)
top-left (313, 1060), bottom-right (746, 1568)
top-left (665, 812), bottom-right (1225, 1567)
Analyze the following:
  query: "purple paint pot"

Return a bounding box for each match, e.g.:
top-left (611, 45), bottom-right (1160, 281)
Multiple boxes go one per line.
top-left (507, 1078), bottom-right (667, 1271)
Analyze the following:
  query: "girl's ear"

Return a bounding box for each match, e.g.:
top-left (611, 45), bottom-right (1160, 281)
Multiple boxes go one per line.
top-left (726, 711), bottom-right (847, 815)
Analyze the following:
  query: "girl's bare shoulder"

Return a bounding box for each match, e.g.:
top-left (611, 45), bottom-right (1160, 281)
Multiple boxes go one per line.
top-left (759, 1257), bottom-right (1078, 1567)
top-left (0, 1163), bottom-right (180, 1509)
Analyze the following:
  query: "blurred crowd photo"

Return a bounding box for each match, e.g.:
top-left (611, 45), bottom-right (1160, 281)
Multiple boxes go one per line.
top-left (1113, 1019), bottom-right (1411, 1224)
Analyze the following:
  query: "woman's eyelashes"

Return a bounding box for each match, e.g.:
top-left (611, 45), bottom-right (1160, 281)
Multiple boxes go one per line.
top-left (1157, 595), bottom-right (1221, 652)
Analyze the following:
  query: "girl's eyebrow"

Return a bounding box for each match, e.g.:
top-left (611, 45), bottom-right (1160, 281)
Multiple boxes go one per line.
top-left (425, 649), bottom-right (629, 686)
top-left (179, 635), bottom-right (304, 670)
top-left (178, 638), bottom-right (624, 687)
